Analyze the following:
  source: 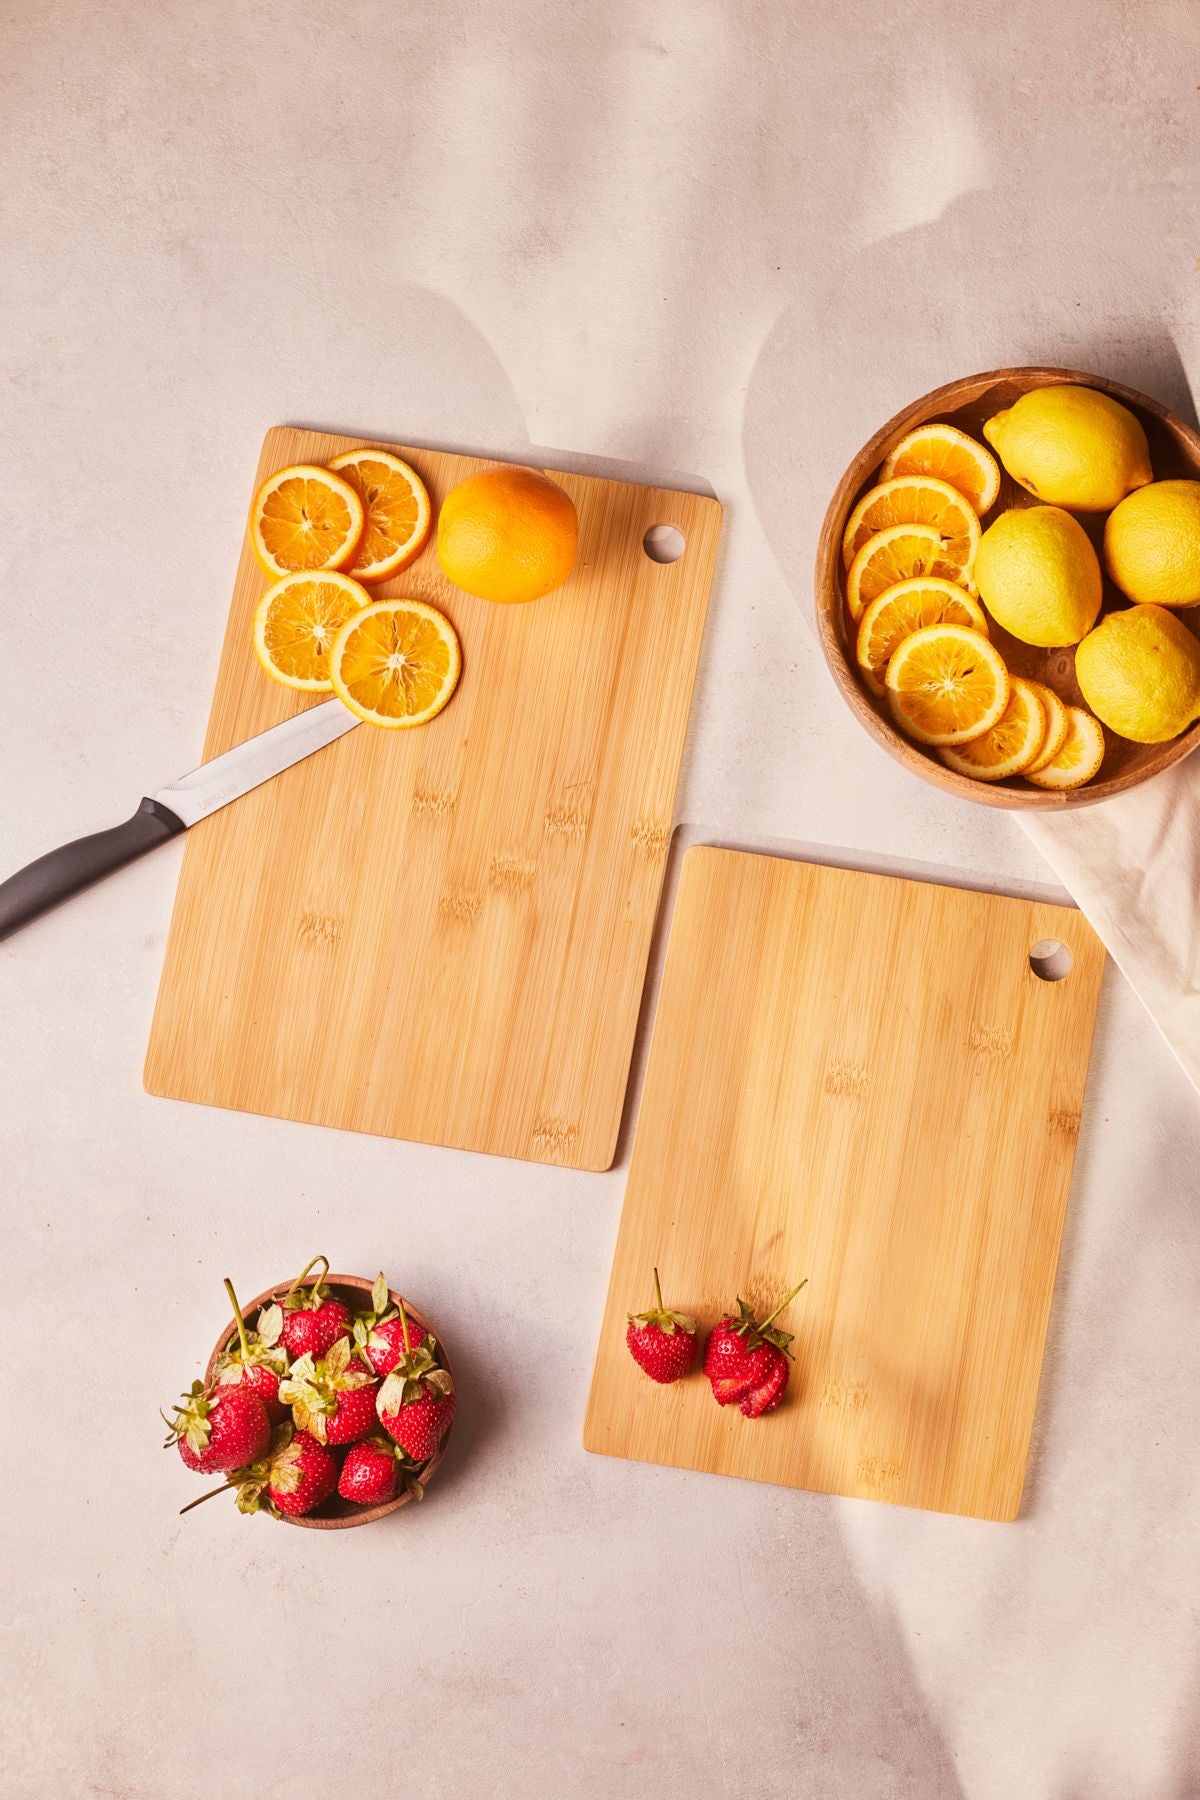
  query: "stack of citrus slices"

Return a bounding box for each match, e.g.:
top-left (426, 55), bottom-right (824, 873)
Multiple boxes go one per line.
top-left (248, 451), bottom-right (461, 730)
top-left (844, 423), bottom-right (1106, 791)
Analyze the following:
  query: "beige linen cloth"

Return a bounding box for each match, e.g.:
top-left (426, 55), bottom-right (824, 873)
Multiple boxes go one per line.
top-left (1021, 753), bottom-right (1200, 1090)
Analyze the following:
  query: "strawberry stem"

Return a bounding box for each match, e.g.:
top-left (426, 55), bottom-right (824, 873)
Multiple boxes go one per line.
top-left (653, 1267), bottom-right (664, 1313)
top-left (285, 1255), bottom-right (329, 1308)
top-left (399, 1301), bottom-right (412, 1357)
top-left (758, 1279), bottom-right (807, 1336)
top-left (179, 1480), bottom-right (234, 1516)
top-left (223, 1277), bottom-right (251, 1361)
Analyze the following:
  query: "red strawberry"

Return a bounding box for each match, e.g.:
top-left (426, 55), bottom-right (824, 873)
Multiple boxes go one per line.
top-left (338, 1437), bottom-right (401, 1506)
top-left (375, 1304), bottom-right (456, 1463)
top-left (163, 1381), bottom-right (270, 1474)
top-left (280, 1256), bottom-right (352, 1359)
top-left (360, 1311), bottom-right (428, 1377)
top-left (213, 1278), bottom-right (289, 1423)
top-left (278, 1337), bottom-right (379, 1446)
top-left (266, 1429), bottom-right (339, 1516)
top-left (703, 1281), bottom-right (807, 1418)
top-left (626, 1267), bottom-right (697, 1384)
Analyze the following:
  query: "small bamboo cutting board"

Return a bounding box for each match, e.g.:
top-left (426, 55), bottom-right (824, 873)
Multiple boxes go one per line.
top-left (144, 428), bottom-right (721, 1169)
top-left (584, 848), bottom-right (1106, 1519)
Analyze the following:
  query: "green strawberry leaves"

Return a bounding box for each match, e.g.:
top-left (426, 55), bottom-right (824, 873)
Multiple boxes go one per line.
top-left (162, 1381), bottom-right (214, 1453)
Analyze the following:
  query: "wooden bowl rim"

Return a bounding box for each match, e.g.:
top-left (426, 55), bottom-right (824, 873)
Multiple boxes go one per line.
top-left (204, 1272), bottom-right (452, 1530)
top-left (813, 364), bottom-right (1200, 810)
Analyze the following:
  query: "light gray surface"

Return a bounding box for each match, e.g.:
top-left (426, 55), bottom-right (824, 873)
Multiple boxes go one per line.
top-left (2, 4), bottom-right (1199, 1796)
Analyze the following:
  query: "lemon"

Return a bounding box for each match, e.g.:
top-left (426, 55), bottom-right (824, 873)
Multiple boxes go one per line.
top-left (974, 505), bottom-right (1102, 646)
top-left (1103, 479), bottom-right (1200, 608)
top-left (1075, 605), bottom-right (1200, 743)
top-left (982, 384), bottom-right (1152, 512)
top-left (437, 465), bottom-right (578, 604)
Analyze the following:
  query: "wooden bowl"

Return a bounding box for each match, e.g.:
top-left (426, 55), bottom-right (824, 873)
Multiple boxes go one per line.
top-left (205, 1273), bottom-right (453, 1530)
top-left (815, 366), bottom-right (1200, 808)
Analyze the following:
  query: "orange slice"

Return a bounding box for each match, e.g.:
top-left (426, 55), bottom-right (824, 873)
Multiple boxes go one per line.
top-left (253, 571), bottom-right (372, 691)
top-left (882, 424), bottom-right (1001, 515)
top-left (842, 476), bottom-right (981, 581)
top-left (1023, 680), bottom-right (1070, 772)
top-left (1025, 706), bottom-right (1106, 790)
top-left (330, 599), bottom-right (461, 729)
top-left (251, 464), bottom-right (365, 578)
top-left (939, 676), bottom-right (1046, 780)
top-left (845, 524), bottom-right (974, 622)
top-left (328, 449), bottom-right (431, 583)
top-left (885, 623), bottom-right (1009, 747)
top-left (856, 577), bottom-right (989, 692)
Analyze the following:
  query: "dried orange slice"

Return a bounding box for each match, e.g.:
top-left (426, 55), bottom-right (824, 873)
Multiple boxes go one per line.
top-left (845, 524), bottom-right (974, 622)
top-left (1023, 680), bottom-right (1070, 772)
top-left (856, 577), bottom-right (988, 692)
top-left (885, 623), bottom-right (1009, 747)
top-left (882, 424), bottom-right (1001, 515)
top-left (1025, 706), bottom-right (1106, 790)
top-left (330, 599), bottom-right (460, 729)
top-left (842, 476), bottom-right (981, 580)
top-left (251, 464), bottom-right (365, 578)
top-left (939, 677), bottom-right (1046, 780)
top-left (328, 449), bottom-right (431, 583)
top-left (253, 571), bottom-right (372, 691)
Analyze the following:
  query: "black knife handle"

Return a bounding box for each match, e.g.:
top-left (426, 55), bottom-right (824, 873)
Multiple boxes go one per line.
top-left (0, 797), bottom-right (185, 942)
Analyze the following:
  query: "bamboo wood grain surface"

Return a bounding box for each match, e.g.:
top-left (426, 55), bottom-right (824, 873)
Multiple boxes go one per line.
top-left (585, 847), bottom-right (1106, 1519)
top-left (144, 427), bottom-right (722, 1169)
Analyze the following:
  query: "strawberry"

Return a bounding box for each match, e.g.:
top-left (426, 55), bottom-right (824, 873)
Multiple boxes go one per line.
top-left (213, 1278), bottom-right (289, 1422)
top-left (626, 1267), bottom-right (697, 1383)
top-left (179, 1425), bottom-right (339, 1520)
top-left (360, 1311), bottom-right (428, 1376)
top-left (280, 1256), bottom-right (352, 1359)
top-left (703, 1281), bottom-right (807, 1418)
top-left (349, 1270), bottom-right (428, 1376)
top-left (376, 1304), bottom-right (456, 1462)
top-left (278, 1336), bottom-right (379, 1446)
top-left (163, 1381), bottom-right (270, 1474)
top-left (337, 1436), bottom-right (426, 1507)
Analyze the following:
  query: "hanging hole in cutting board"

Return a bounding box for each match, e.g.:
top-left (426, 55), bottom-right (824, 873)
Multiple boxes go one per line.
top-left (1029, 939), bottom-right (1072, 982)
top-left (643, 523), bottom-right (686, 563)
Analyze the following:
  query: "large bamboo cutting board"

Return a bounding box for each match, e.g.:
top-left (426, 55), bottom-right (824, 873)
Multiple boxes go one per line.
top-left (144, 428), bottom-right (721, 1169)
top-left (584, 848), bottom-right (1106, 1518)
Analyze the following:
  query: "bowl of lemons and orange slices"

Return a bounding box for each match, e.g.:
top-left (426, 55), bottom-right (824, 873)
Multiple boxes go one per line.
top-left (816, 367), bottom-right (1200, 807)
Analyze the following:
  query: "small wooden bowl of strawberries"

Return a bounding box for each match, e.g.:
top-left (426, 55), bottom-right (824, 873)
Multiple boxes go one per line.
top-left (163, 1257), bottom-right (456, 1530)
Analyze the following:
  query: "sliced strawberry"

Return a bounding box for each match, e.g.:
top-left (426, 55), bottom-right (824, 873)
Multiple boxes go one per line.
top-left (740, 1353), bottom-right (789, 1418)
top-left (710, 1371), bottom-right (758, 1405)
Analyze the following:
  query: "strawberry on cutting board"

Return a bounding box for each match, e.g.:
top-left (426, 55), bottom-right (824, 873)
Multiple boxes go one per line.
top-left (703, 1281), bottom-right (807, 1418)
top-left (626, 1267), bottom-right (697, 1384)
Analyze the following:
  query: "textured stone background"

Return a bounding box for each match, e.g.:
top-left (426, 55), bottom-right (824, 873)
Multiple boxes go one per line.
top-left (2, 3), bottom-right (1198, 1795)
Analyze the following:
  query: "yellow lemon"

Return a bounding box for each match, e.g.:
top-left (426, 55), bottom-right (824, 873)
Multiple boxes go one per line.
top-left (437, 465), bottom-right (578, 604)
top-left (982, 384), bottom-right (1152, 511)
top-left (974, 505), bottom-right (1102, 646)
top-left (1075, 604), bottom-right (1200, 743)
top-left (1103, 479), bottom-right (1200, 608)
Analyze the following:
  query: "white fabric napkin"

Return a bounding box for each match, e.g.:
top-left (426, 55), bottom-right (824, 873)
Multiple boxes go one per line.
top-left (1020, 755), bottom-right (1200, 1092)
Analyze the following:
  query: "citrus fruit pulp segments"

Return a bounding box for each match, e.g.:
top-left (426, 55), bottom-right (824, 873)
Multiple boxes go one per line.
top-left (938, 677), bottom-right (1046, 781)
top-left (841, 475), bottom-right (981, 577)
top-left (884, 623), bottom-right (1009, 747)
top-left (845, 523), bottom-right (974, 622)
top-left (882, 423), bottom-right (1001, 515)
top-left (1024, 707), bottom-right (1106, 790)
top-left (251, 463), bottom-right (365, 577)
top-left (329, 449), bottom-right (431, 584)
top-left (330, 599), bottom-right (461, 729)
top-left (253, 571), bottom-right (372, 691)
top-left (855, 577), bottom-right (988, 691)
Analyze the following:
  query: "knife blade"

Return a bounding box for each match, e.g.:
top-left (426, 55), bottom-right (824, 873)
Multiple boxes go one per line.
top-left (0, 700), bottom-right (360, 942)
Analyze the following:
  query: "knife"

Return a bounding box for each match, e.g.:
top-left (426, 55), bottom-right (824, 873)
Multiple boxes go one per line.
top-left (0, 700), bottom-right (360, 942)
